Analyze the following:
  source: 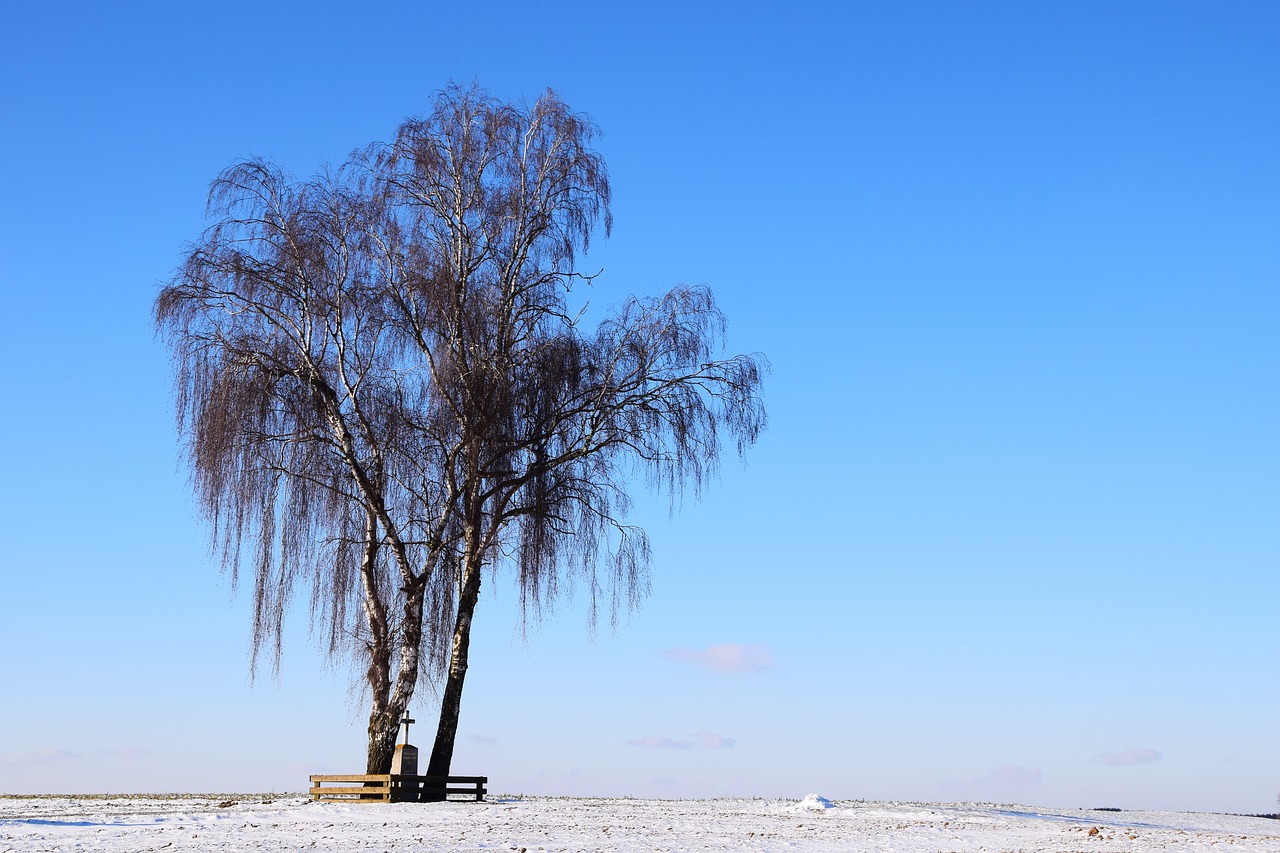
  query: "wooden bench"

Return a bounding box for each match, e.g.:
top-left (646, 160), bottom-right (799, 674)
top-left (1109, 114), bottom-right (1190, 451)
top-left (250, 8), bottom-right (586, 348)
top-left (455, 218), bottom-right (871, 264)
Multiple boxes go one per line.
top-left (309, 774), bottom-right (487, 802)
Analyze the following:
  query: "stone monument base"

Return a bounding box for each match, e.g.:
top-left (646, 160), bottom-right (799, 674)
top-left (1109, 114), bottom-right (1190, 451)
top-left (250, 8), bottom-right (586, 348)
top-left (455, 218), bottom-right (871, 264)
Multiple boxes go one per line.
top-left (390, 743), bottom-right (418, 776)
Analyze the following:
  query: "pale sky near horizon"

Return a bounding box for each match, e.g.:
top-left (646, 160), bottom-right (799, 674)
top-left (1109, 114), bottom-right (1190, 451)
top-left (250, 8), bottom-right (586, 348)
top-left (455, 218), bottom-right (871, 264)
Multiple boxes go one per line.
top-left (1, 1), bottom-right (1277, 814)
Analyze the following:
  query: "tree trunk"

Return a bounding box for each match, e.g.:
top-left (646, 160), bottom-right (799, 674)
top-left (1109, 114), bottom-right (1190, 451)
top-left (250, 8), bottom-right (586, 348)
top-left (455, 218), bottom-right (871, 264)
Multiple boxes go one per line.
top-left (359, 507), bottom-right (397, 775)
top-left (366, 711), bottom-right (399, 774)
top-left (423, 557), bottom-right (482, 797)
top-left (365, 572), bottom-right (426, 776)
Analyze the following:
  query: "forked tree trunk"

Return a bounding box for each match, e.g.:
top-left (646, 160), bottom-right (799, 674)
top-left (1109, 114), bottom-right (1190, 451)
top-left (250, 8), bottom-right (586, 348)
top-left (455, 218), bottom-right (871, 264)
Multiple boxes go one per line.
top-left (423, 557), bottom-right (483, 797)
top-left (364, 568), bottom-right (426, 775)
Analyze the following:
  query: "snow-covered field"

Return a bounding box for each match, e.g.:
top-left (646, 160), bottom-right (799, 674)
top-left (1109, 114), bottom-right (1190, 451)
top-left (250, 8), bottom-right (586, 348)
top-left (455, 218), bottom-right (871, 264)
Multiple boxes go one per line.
top-left (3, 794), bottom-right (1277, 852)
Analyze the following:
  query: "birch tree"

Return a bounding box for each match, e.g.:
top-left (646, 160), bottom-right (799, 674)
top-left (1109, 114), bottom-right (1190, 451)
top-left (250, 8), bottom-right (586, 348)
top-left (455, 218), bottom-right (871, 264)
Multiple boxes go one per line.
top-left (156, 84), bottom-right (767, 782)
top-left (155, 160), bottom-right (456, 772)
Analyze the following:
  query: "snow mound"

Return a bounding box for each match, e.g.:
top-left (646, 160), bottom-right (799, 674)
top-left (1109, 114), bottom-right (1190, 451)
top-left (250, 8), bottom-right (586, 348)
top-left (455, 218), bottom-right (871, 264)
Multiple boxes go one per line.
top-left (800, 793), bottom-right (836, 810)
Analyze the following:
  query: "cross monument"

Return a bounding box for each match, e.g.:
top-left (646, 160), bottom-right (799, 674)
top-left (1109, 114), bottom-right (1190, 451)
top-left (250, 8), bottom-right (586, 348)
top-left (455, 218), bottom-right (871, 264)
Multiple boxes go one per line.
top-left (390, 710), bottom-right (418, 776)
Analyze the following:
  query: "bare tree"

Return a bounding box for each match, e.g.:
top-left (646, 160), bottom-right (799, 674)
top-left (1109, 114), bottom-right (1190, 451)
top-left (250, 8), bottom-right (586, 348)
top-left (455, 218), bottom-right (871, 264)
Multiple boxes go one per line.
top-left (157, 84), bottom-right (767, 783)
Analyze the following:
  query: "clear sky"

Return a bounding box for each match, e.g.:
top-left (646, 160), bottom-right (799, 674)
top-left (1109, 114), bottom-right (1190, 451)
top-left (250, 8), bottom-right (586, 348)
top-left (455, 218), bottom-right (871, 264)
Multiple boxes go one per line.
top-left (1, 0), bottom-right (1276, 814)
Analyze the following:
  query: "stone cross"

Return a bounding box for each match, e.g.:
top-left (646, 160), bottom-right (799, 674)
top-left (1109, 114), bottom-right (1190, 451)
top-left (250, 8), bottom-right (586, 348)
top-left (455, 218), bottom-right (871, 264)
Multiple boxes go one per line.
top-left (399, 711), bottom-right (415, 746)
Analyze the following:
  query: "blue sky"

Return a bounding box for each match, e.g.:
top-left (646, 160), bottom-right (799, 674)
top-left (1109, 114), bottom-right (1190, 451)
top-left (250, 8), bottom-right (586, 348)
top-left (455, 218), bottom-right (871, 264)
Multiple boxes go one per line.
top-left (1, 1), bottom-right (1276, 813)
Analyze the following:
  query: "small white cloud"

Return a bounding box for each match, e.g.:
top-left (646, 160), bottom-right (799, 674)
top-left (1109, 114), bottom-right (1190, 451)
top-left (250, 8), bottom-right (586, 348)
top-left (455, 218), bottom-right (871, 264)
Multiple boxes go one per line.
top-left (1091, 748), bottom-right (1162, 767)
top-left (627, 736), bottom-right (694, 749)
top-left (661, 643), bottom-right (775, 673)
top-left (0, 748), bottom-right (81, 767)
top-left (469, 734), bottom-right (498, 747)
top-left (693, 731), bottom-right (736, 749)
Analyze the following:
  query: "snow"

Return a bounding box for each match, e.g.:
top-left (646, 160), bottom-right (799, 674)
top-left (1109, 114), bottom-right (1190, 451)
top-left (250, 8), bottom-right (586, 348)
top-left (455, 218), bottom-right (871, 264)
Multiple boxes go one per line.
top-left (800, 793), bottom-right (836, 810)
top-left (2, 795), bottom-right (1278, 852)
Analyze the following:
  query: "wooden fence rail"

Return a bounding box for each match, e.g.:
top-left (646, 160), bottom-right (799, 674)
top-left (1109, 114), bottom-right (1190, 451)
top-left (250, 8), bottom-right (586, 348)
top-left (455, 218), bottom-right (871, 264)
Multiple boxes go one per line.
top-left (309, 774), bottom-right (487, 803)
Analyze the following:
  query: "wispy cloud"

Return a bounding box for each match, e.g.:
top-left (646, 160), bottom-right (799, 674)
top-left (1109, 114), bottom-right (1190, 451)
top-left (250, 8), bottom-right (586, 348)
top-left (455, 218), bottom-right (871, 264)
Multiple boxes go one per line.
top-left (660, 643), bottom-right (775, 673)
top-left (89, 747), bottom-right (153, 759)
top-left (693, 731), bottom-right (736, 749)
top-left (627, 736), bottom-right (694, 749)
top-left (1091, 748), bottom-right (1162, 767)
top-left (940, 763), bottom-right (1041, 800)
top-left (265, 759), bottom-right (331, 776)
top-left (0, 748), bottom-right (81, 767)
top-left (469, 734), bottom-right (498, 747)
top-left (627, 731), bottom-right (736, 750)
top-left (988, 763), bottom-right (1042, 786)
